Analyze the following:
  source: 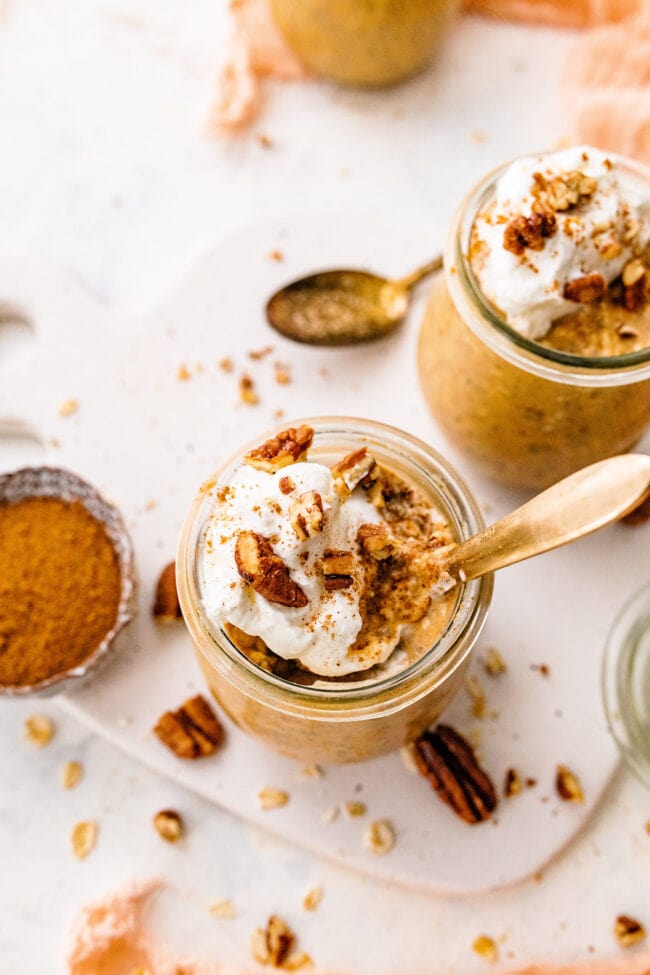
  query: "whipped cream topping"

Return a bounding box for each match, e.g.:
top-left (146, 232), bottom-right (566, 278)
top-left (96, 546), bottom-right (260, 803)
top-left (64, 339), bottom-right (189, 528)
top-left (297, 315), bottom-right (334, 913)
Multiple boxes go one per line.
top-left (200, 460), bottom-right (385, 677)
top-left (470, 146), bottom-right (650, 339)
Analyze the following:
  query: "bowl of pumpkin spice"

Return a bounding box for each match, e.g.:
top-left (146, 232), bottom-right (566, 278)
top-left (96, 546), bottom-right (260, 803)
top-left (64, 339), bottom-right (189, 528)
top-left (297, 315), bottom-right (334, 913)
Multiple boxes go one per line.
top-left (0, 466), bottom-right (135, 696)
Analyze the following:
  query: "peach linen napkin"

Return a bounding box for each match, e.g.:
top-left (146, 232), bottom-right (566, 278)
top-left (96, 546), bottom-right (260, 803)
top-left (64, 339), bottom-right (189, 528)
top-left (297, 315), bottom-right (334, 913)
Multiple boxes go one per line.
top-left (66, 879), bottom-right (650, 975)
top-left (208, 0), bottom-right (650, 165)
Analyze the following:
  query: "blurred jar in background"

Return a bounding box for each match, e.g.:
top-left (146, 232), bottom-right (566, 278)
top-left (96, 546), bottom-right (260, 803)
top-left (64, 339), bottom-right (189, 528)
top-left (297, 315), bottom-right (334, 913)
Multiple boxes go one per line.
top-left (269, 0), bottom-right (459, 88)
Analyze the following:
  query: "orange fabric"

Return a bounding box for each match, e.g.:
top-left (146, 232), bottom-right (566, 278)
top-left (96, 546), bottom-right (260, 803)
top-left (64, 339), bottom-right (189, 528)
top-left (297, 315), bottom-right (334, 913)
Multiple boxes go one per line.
top-left (564, 10), bottom-right (650, 163)
top-left (464, 0), bottom-right (644, 28)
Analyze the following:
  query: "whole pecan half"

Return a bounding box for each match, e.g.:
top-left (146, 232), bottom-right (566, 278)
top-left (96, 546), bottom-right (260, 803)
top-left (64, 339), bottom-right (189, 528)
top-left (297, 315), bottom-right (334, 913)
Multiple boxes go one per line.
top-left (414, 724), bottom-right (498, 824)
top-left (235, 530), bottom-right (308, 608)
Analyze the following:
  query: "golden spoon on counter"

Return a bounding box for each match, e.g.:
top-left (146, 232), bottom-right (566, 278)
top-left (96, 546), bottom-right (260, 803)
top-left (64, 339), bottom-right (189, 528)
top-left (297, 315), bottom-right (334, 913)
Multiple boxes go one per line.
top-left (441, 454), bottom-right (650, 582)
top-left (266, 256), bottom-right (442, 345)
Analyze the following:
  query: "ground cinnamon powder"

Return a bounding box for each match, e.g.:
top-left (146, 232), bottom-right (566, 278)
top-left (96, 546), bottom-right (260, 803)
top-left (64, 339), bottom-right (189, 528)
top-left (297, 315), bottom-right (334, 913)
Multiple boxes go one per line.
top-left (0, 497), bottom-right (122, 687)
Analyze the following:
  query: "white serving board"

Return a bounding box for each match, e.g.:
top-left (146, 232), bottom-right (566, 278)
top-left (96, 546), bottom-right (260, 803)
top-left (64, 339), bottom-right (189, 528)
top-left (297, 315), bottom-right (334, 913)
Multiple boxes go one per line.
top-left (0, 212), bottom-right (645, 895)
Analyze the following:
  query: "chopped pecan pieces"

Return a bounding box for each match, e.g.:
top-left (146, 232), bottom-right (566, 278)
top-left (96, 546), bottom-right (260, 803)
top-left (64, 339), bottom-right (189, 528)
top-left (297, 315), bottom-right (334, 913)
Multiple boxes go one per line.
top-left (534, 169), bottom-right (597, 212)
top-left (152, 561), bottom-right (183, 622)
top-left (322, 548), bottom-right (355, 590)
top-left (154, 694), bottom-right (225, 760)
top-left (236, 531), bottom-right (308, 608)
top-left (503, 208), bottom-right (557, 255)
top-left (245, 426), bottom-right (314, 473)
top-left (357, 523), bottom-right (396, 560)
top-left (503, 767), bottom-right (522, 798)
top-left (555, 764), bottom-right (584, 802)
top-left (563, 273), bottom-right (606, 304)
top-left (279, 476), bottom-right (295, 495)
top-left (332, 448), bottom-right (378, 496)
top-left (414, 724), bottom-right (498, 824)
top-left (289, 491), bottom-right (324, 541)
top-left (614, 915), bottom-right (646, 948)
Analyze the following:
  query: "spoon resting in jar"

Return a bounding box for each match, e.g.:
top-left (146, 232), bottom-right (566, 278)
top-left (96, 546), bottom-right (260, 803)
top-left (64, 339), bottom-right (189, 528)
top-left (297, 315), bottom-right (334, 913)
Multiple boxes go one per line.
top-left (266, 256), bottom-right (442, 345)
top-left (440, 453), bottom-right (650, 582)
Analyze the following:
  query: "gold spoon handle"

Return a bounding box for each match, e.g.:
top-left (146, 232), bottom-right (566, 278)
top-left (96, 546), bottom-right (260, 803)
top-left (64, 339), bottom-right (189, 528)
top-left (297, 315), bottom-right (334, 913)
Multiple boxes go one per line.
top-left (443, 454), bottom-right (650, 582)
top-left (393, 255), bottom-right (443, 291)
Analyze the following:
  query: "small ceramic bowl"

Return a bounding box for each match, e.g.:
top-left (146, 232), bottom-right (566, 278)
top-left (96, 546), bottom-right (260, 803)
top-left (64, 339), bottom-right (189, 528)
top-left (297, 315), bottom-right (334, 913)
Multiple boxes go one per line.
top-left (0, 466), bottom-right (136, 698)
top-left (602, 582), bottom-right (650, 788)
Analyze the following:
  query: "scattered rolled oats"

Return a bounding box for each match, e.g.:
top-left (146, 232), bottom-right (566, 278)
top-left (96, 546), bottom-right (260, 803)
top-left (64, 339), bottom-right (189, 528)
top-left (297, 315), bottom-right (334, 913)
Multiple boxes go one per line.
top-left (258, 787), bottom-right (290, 811)
top-left (556, 764), bottom-right (584, 803)
top-left (218, 357), bottom-right (234, 373)
top-left (465, 674), bottom-right (487, 719)
top-left (321, 806), bottom-right (339, 825)
top-left (24, 714), bottom-right (55, 747)
top-left (177, 364), bottom-right (191, 381)
top-left (252, 915), bottom-right (296, 968)
top-left (614, 915), bottom-right (646, 948)
top-left (483, 648), bottom-right (507, 677)
top-left (268, 250), bottom-right (284, 262)
top-left (343, 800), bottom-right (366, 818)
top-left (282, 953), bottom-right (313, 971)
top-left (472, 935), bottom-right (499, 963)
top-left (153, 809), bottom-right (185, 842)
top-left (298, 764), bottom-right (322, 780)
top-left (60, 761), bottom-right (83, 790)
top-left (71, 820), bottom-right (98, 860)
top-left (302, 887), bottom-right (323, 912)
top-left (399, 742), bottom-right (418, 773)
top-left (58, 397), bottom-right (79, 417)
top-left (274, 363), bottom-right (291, 385)
top-left (364, 819), bottom-right (395, 856)
top-left (209, 898), bottom-right (237, 920)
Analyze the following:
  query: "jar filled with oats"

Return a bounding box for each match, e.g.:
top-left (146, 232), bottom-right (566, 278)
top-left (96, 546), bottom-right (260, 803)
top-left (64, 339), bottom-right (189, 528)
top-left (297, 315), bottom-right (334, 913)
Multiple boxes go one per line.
top-left (177, 418), bottom-right (492, 764)
top-left (418, 147), bottom-right (650, 490)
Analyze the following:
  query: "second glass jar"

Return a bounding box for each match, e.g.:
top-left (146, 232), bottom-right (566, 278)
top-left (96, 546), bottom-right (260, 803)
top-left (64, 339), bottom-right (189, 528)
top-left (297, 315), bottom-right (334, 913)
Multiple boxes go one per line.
top-left (418, 157), bottom-right (650, 490)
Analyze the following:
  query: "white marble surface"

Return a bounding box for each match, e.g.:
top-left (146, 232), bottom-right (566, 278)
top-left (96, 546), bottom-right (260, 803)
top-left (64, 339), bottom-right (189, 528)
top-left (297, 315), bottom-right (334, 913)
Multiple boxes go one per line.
top-left (1, 1), bottom-right (650, 972)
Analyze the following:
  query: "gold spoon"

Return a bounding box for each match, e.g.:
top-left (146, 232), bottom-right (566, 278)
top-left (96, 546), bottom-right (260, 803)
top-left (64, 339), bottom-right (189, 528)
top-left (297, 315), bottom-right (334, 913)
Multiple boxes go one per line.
top-left (441, 453), bottom-right (650, 582)
top-left (265, 256), bottom-right (442, 345)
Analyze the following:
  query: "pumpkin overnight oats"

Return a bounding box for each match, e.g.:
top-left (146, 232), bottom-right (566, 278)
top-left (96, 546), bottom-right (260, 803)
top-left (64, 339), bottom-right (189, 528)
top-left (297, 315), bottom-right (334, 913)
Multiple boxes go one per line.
top-left (177, 419), bottom-right (491, 764)
top-left (418, 147), bottom-right (650, 489)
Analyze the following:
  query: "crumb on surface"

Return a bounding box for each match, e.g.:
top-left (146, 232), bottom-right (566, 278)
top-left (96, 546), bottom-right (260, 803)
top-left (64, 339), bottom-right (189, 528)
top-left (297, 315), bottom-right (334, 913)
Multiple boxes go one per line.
top-left (58, 398), bottom-right (79, 417)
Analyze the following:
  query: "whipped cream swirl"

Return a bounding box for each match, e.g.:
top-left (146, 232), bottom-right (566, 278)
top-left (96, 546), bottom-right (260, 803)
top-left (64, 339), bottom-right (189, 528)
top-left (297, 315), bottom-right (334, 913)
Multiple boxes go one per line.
top-left (199, 460), bottom-right (385, 677)
top-left (470, 146), bottom-right (650, 339)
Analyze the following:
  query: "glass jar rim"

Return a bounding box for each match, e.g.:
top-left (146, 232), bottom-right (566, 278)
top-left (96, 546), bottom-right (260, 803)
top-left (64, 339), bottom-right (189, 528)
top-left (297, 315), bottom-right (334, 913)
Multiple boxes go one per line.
top-left (602, 581), bottom-right (650, 788)
top-left (446, 151), bottom-right (650, 388)
top-left (177, 416), bottom-right (493, 712)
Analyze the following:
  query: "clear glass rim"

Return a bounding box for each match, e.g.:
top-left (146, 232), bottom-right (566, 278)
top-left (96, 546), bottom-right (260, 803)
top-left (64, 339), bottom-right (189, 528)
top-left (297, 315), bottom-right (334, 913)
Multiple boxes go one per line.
top-left (602, 581), bottom-right (650, 788)
top-left (446, 151), bottom-right (650, 387)
top-left (177, 416), bottom-right (493, 710)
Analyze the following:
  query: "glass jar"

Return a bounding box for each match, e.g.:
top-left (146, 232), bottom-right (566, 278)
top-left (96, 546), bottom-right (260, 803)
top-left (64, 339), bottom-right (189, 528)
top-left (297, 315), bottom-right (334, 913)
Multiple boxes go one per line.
top-left (418, 156), bottom-right (650, 490)
top-left (177, 417), bottom-right (492, 764)
top-left (603, 582), bottom-right (650, 788)
top-left (269, 0), bottom-right (459, 88)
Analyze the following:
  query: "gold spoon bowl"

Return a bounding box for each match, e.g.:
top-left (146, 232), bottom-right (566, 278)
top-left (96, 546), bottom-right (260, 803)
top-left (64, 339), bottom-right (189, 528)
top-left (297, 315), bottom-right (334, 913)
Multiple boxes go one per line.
top-left (266, 256), bottom-right (442, 345)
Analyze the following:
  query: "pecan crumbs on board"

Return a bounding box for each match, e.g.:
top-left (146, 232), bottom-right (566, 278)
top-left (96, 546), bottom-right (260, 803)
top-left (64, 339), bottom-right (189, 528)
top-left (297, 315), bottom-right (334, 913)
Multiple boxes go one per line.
top-left (414, 724), bottom-right (498, 824)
